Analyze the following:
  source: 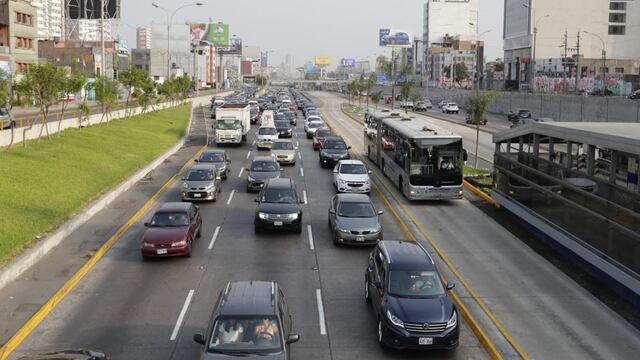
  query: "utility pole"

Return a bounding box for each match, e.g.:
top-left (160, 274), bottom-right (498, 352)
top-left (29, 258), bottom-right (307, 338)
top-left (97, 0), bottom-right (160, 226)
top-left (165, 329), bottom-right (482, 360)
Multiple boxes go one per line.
top-left (562, 30), bottom-right (568, 93)
top-left (574, 31), bottom-right (581, 93)
top-left (100, 0), bottom-right (105, 77)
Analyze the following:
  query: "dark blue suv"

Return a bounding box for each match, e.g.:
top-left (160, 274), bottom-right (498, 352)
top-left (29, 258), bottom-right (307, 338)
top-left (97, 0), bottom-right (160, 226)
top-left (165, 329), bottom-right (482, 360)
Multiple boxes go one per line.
top-left (365, 240), bottom-right (459, 350)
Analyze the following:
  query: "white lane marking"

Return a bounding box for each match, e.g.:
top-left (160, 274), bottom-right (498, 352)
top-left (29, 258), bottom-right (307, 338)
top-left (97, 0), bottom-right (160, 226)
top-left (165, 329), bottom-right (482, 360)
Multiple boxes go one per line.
top-left (246, 151), bottom-right (252, 159)
top-left (316, 289), bottom-right (327, 335)
top-left (238, 168), bottom-right (244, 178)
top-left (307, 225), bottom-right (314, 251)
top-left (252, 140), bottom-right (256, 146)
top-left (303, 190), bottom-right (307, 204)
top-left (226, 190), bottom-right (236, 205)
top-left (296, 141), bottom-right (299, 147)
top-left (208, 226), bottom-right (221, 250)
top-left (300, 168), bottom-right (304, 177)
top-left (170, 289), bottom-right (195, 341)
top-left (298, 151), bottom-right (302, 160)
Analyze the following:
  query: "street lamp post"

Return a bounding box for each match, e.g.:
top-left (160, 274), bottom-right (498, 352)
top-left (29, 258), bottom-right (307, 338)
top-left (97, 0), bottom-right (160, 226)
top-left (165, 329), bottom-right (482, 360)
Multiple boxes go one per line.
top-left (523, 3), bottom-right (549, 93)
top-left (584, 30), bottom-right (607, 95)
top-left (151, 2), bottom-right (203, 78)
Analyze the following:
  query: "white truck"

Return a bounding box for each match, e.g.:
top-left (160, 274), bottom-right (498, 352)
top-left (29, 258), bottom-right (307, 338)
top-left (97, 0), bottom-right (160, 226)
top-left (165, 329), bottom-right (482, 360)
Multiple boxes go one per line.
top-left (215, 104), bottom-right (251, 145)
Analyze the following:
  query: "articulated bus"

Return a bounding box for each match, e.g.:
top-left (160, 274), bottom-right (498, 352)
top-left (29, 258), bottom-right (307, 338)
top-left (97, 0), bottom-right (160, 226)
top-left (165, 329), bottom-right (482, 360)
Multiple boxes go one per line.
top-left (364, 110), bottom-right (467, 200)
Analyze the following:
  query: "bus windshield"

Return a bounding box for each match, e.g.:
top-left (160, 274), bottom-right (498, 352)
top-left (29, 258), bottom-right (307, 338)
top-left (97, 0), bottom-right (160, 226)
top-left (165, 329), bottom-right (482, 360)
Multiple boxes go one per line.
top-left (409, 139), bottom-right (463, 186)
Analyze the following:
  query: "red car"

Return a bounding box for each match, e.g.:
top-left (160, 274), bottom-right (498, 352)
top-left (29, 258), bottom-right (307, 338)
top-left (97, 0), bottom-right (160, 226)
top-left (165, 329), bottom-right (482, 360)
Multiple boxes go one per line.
top-left (141, 202), bottom-right (202, 259)
top-left (313, 128), bottom-right (332, 150)
top-left (289, 104), bottom-right (298, 113)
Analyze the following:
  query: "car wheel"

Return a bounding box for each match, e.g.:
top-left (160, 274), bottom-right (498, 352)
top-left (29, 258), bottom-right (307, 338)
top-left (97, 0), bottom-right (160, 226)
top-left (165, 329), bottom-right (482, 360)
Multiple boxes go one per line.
top-left (294, 223), bottom-right (302, 234)
top-left (212, 191), bottom-right (218, 202)
top-left (196, 226), bottom-right (202, 238)
top-left (378, 319), bottom-right (387, 346)
top-left (333, 231), bottom-right (340, 246)
top-left (185, 244), bottom-right (192, 258)
top-left (141, 254), bottom-right (149, 262)
top-left (365, 278), bottom-right (372, 304)
top-left (255, 225), bottom-right (262, 234)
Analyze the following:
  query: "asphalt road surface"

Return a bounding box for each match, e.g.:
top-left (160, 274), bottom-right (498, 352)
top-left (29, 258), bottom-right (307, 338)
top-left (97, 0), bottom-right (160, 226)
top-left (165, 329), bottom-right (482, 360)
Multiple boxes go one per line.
top-left (5, 101), bottom-right (486, 359)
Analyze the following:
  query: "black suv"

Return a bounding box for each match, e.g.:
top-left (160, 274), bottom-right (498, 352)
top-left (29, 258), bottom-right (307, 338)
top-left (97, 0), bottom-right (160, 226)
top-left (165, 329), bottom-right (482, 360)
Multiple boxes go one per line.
top-left (193, 281), bottom-right (300, 359)
top-left (255, 178), bottom-right (304, 234)
top-left (319, 136), bottom-right (351, 168)
top-left (365, 240), bottom-right (458, 350)
top-left (275, 119), bottom-right (292, 138)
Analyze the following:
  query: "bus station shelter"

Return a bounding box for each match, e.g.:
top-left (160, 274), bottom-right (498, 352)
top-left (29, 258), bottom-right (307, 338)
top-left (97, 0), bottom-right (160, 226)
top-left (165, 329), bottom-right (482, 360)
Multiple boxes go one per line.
top-left (492, 122), bottom-right (640, 305)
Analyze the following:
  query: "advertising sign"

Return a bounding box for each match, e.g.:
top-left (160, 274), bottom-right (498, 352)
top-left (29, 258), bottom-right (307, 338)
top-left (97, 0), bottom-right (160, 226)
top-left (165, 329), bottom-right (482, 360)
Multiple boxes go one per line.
top-left (341, 58), bottom-right (356, 67)
top-left (261, 51), bottom-right (269, 68)
top-left (198, 23), bottom-right (230, 46)
top-left (379, 28), bottom-right (412, 48)
top-left (219, 37), bottom-right (242, 55)
top-left (314, 56), bottom-right (332, 66)
top-left (304, 62), bottom-right (319, 73)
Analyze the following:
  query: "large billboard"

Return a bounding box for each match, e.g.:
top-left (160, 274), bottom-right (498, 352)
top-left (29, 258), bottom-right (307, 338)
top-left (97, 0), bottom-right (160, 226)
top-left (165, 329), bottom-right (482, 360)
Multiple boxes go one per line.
top-left (261, 51), bottom-right (269, 68)
top-left (191, 23), bottom-right (230, 46)
top-left (379, 28), bottom-right (413, 48)
top-left (314, 56), bottom-right (332, 66)
top-left (67, 0), bottom-right (120, 19)
top-left (341, 58), bottom-right (356, 67)
top-left (218, 37), bottom-right (242, 55)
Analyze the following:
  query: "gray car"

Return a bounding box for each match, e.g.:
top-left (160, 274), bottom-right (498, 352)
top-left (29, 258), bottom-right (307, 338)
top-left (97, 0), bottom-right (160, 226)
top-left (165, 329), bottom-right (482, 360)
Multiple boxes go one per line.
top-left (271, 139), bottom-right (297, 165)
top-left (247, 156), bottom-right (281, 192)
top-left (197, 150), bottom-right (231, 180)
top-left (182, 164), bottom-right (222, 202)
top-left (328, 194), bottom-right (383, 246)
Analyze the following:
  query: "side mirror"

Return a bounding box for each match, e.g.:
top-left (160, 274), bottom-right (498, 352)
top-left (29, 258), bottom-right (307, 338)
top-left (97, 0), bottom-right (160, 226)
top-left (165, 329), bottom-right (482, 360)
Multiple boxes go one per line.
top-left (287, 334), bottom-right (300, 344)
top-left (368, 170), bottom-right (373, 174)
top-left (216, 176), bottom-right (222, 181)
top-left (194, 159), bottom-right (199, 162)
top-left (377, 210), bottom-right (384, 215)
top-left (294, 146), bottom-right (299, 150)
top-left (193, 333), bottom-right (206, 345)
top-left (332, 169), bottom-right (338, 174)
top-left (446, 283), bottom-right (455, 291)
top-left (463, 149), bottom-right (468, 162)
top-left (279, 168), bottom-right (284, 171)
top-left (143, 222), bottom-right (150, 227)
top-left (328, 209), bottom-right (336, 215)
top-left (211, 125), bottom-right (215, 128)
top-left (300, 199), bottom-right (305, 204)
top-left (181, 177), bottom-right (186, 181)
top-left (347, 146), bottom-right (352, 150)
top-left (254, 198), bottom-right (260, 202)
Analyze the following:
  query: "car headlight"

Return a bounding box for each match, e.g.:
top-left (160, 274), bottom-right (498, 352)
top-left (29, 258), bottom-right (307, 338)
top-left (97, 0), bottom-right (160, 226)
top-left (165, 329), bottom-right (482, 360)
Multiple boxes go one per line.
top-left (336, 227), bottom-right (350, 234)
top-left (386, 309), bottom-right (404, 328)
top-left (287, 213), bottom-right (299, 220)
top-left (183, 182), bottom-right (189, 189)
top-left (247, 176), bottom-right (256, 182)
top-left (373, 224), bottom-right (382, 233)
top-left (337, 179), bottom-right (347, 185)
top-left (171, 240), bottom-right (187, 247)
top-left (446, 310), bottom-right (457, 329)
top-left (142, 242), bottom-right (155, 248)
top-left (205, 183), bottom-right (215, 190)
top-left (258, 212), bottom-right (268, 219)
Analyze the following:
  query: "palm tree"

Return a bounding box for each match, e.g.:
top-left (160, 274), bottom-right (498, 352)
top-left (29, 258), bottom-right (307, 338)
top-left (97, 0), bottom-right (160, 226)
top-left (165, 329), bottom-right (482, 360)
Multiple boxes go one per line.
top-left (364, 72), bottom-right (377, 109)
top-left (371, 91), bottom-right (383, 110)
top-left (463, 91), bottom-right (499, 168)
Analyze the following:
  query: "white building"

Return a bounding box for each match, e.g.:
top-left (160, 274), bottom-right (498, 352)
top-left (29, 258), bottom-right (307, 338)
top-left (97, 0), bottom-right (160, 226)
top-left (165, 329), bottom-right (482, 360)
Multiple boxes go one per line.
top-left (74, 19), bottom-right (113, 41)
top-left (504, 0), bottom-right (640, 89)
top-left (32, 0), bottom-right (64, 40)
top-left (136, 27), bottom-right (151, 49)
top-left (423, 0), bottom-right (478, 48)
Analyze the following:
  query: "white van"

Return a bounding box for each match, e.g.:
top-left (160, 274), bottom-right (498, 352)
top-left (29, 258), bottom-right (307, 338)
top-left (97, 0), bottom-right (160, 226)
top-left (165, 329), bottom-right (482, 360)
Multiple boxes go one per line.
top-left (256, 125), bottom-right (278, 150)
top-left (260, 110), bottom-right (275, 127)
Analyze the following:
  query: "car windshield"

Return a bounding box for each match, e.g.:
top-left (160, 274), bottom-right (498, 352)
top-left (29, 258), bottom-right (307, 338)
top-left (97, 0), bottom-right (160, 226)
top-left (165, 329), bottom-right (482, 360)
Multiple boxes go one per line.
top-left (275, 121), bottom-right (289, 128)
top-left (200, 153), bottom-right (224, 162)
top-left (316, 130), bottom-right (331, 138)
top-left (261, 189), bottom-right (297, 203)
top-left (338, 202), bottom-right (375, 217)
top-left (187, 169), bottom-right (214, 181)
top-left (149, 212), bottom-right (189, 227)
top-left (340, 164), bottom-right (367, 174)
top-left (309, 122), bottom-right (323, 128)
top-left (258, 127), bottom-right (277, 135)
top-left (216, 119), bottom-right (241, 130)
top-left (388, 270), bottom-right (445, 298)
top-left (274, 114), bottom-right (285, 121)
top-left (447, 103), bottom-right (457, 107)
top-left (273, 142), bottom-right (294, 150)
top-left (251, 161), bottom-right (278, 172)
top-left (208, 316), bottom-right (283, 354)
top-left (323, 141), bottom-right (347, 150)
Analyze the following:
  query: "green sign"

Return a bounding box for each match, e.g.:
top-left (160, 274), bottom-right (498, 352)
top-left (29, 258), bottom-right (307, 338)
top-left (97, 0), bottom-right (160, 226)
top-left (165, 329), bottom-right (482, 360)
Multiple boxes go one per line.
top-left (205, 23), bottom-right (229, 47)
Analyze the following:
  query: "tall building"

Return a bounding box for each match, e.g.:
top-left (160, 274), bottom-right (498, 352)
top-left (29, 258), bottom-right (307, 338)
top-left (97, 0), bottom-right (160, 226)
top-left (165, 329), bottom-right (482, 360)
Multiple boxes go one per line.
top-left (422, 0), bottom-right (480, 86)
top-left (136, 27), bottom-right (151, 49)
top-left (504, 0), bottom-right (640, 90)
top-left (32, 0), bottom-right (64, 40)
top-left (0, 0), bottom-right (39, 73)
top-left (72, 19), bottom-right (113, 41)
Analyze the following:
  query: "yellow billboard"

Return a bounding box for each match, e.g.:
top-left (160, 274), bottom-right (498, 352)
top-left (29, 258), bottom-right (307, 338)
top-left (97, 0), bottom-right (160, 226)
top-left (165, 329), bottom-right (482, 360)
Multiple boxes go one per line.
top-left (314, 56), bottom-right (332, 66)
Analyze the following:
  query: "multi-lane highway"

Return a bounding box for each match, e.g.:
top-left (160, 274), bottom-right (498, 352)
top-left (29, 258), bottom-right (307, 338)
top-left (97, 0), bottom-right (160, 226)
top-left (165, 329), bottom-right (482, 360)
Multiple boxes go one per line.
top-left (2, 91), bottom-right (640, 360)
top-left (3, 98), bottom-right (486, 359)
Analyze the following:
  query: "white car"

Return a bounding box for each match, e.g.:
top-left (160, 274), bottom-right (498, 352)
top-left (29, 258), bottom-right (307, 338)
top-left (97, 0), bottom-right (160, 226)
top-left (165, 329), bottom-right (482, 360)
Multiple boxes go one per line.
top-left (438, 100), bottom-right (450, 109)
top-left (442, 103), bottom-right (459, 114)
top-left (332, 160), bottom-right (372, 194)
top-left (271, 139), bottom-right (297, 165)
top-left (305, 120), bottom-right (325, 139)
top-left (256, 125), bottom-right (278, 150)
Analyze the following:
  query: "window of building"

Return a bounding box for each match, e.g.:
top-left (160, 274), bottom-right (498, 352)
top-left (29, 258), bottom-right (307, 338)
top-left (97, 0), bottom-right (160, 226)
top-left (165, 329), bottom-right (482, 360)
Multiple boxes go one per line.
top-left (16, 62), bottom-right (30, 73)
top-left (15, 12), bottom-right (33, 26)
top-left (615, 67), bottom-right (624, 74)
top-left (610, 2), bottom-right (627, 11)
top-left (608, 25), bottom-right (626, 35)
top-left (609, 13), bottom-right (626, 23)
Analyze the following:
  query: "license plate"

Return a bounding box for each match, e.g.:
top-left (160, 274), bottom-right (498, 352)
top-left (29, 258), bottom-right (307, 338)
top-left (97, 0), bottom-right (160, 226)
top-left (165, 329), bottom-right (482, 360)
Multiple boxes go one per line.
top-left (157, 248), bottom-right (168, 255)
top-left (356, 236), bottom-right (365, 242)
top-left (274, 221), bottom-right (283, 226)
top-left (193, 193), bottom-right (202, 198)
top-left (418, 337), bottom-right (433, 345)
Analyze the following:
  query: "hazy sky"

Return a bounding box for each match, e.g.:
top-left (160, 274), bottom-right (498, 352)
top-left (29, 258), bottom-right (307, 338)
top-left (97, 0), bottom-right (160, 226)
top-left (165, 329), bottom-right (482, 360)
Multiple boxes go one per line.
top-left (120, 0), bottom-right (504, 68)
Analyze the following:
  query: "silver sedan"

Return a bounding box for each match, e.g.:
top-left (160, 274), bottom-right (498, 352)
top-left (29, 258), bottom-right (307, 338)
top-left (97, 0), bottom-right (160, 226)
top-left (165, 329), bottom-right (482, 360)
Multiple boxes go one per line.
top-left (328, 193), bottom-right (383, 246)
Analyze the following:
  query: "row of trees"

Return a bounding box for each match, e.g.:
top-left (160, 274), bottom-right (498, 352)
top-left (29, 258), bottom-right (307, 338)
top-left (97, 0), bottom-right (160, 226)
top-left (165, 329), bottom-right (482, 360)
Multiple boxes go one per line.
top-left (1, 64), bottom-right (192, 149)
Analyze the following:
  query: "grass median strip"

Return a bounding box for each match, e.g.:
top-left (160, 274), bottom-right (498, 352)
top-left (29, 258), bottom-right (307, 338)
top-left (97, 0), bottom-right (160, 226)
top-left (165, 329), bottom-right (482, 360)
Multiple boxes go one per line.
top-left (0, 105), bottom-right (190, 267)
